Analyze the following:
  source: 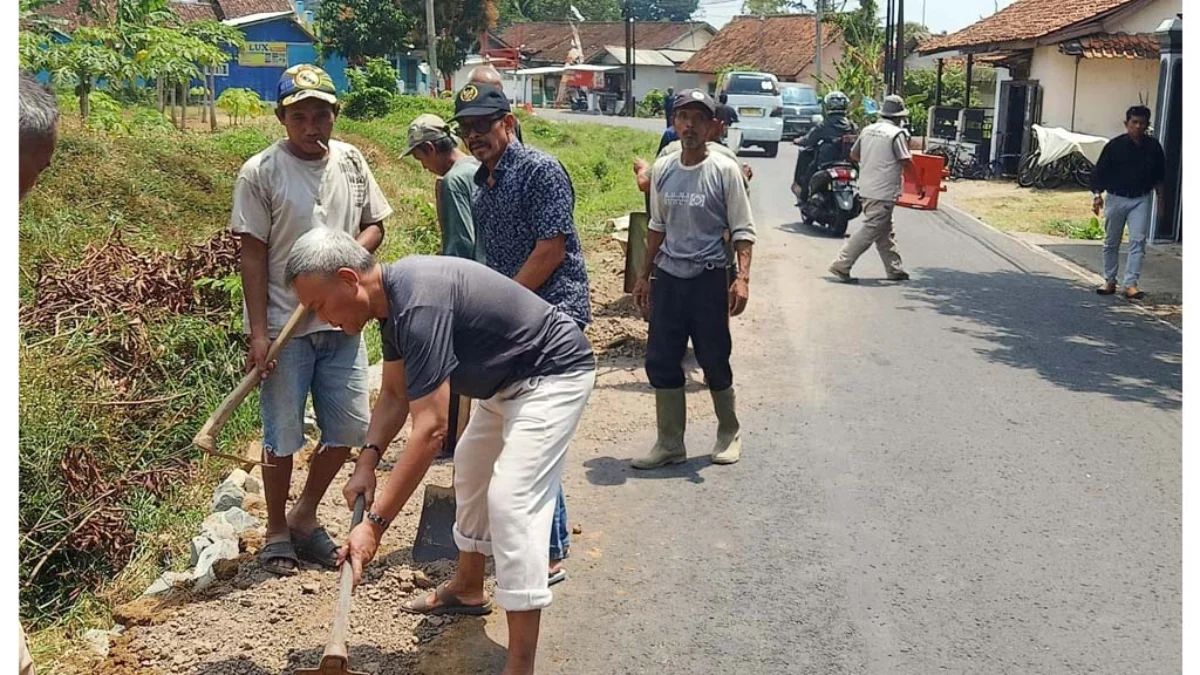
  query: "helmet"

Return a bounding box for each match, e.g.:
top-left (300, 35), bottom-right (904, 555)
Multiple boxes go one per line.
top-left (823, 91), bottom-right (849, 114)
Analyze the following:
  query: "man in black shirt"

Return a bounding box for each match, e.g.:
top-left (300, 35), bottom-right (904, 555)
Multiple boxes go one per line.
top-left (715, 93), bottom-right (739, 144)
top-left (1089, 105), bottom-right (1165, 299)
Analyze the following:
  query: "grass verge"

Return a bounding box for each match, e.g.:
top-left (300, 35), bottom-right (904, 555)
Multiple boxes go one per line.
top-left (944, 179), bottom-right (1101, 238)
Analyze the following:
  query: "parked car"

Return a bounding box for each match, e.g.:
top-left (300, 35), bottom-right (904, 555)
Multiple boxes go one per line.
top-left (779, 82), bottom-right (821, 140)
top-left (720, 71), bottom-right (784, 158)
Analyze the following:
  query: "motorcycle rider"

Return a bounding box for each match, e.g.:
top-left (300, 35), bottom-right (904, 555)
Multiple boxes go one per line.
top-left (792, 91), bottom-right (857, 208)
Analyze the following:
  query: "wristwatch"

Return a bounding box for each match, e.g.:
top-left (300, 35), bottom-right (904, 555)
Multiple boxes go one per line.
top-left (366, 512), bottom-right (390, 529)
top-left (359, 443), bottom-right (382, 462)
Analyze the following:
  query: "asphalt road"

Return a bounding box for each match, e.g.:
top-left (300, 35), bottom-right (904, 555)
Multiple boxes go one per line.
top-left (533, 120), bottom-right (1182, 674)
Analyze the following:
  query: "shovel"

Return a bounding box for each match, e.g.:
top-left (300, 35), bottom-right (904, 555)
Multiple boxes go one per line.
top-left (411, 394), bottom-right (468, 562)
top-left (294, 494), bottom-right (367, 675)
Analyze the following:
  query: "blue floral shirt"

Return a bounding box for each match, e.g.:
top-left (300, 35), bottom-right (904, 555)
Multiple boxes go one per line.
top-left (472, 141), bottom-right (592, 326)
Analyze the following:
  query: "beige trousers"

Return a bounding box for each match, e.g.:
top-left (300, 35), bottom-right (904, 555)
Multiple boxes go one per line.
top-left (831, 198), bottom-right (905, 277)
top-left (20, 625), bottom-right (35, 675)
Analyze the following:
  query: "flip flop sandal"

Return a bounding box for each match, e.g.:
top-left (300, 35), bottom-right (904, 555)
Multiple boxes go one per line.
top-left (291, 526), bottom-right (339, 569)
top-left (258, 539), bottom-right (300, 577)
top-left (548, 569), bottom-right (567, 587)
top-left (400, 581), bottom-right (493, 616)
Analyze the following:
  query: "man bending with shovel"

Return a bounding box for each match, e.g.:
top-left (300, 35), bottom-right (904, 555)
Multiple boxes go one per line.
top-left (286, 228), bottom-right (595, 675)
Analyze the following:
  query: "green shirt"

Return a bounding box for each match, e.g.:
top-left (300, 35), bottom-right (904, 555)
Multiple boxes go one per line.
top-left (439, 156), bottom-right (485, 263)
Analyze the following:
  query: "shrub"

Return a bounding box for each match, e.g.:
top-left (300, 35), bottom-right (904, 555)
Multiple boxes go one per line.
top-left (216, 88), bottom-right (269, 125)
top-left (343, 57), bottom-right (400, 120)
top-left (638, 89), bottom-right (665, 117)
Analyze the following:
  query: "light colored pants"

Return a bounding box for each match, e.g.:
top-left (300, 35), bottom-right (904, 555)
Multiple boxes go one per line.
top-left (1103, 192), bottom-right (1153, 287)
top-left (452, 369), bottom-right (596, 612)
top-left (260, 330), bottom-right (369, 457)
top-left (830, 198), bottom-right (905, 277)
top-left (20, 625), bottom-right (35, 675)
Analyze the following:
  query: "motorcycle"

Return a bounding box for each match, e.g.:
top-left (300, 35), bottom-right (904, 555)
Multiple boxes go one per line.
top-left (801, 160), bottom-right (862, 237)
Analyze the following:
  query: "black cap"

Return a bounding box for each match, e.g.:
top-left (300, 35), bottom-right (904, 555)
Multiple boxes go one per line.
top-left (673, 88), bottom-right (716, 115)
top-left (452, 83), bottom-right (512, 120)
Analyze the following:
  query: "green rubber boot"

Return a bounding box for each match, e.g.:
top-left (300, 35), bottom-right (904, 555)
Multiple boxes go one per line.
top-left (710, 387), bottom-right (742, 465)
top-left (632, 387), bottom-right (688, 470)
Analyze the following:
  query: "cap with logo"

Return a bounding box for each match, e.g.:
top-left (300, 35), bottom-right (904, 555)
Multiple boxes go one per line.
top-left (452, 83), bottom-right (512, 120)
top-left (402, 113), bottom-right (454, 156)
top-left (277, 64), bottom-right (338, 107)
top-left (673, 88), bottom-right (716, 115)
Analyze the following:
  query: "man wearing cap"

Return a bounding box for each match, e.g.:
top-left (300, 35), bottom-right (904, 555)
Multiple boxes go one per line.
top-left (443, 81), bottom-right (590, 587)
top-left (467, 65), bottom-right (524, 143)
top-left (829, 94), bottom-right (920, 283)
top-left (401, 111), bottom-right (573, 583)
top-left (403, 113), bottom-right (484, 261)
top-left (231, 64), bottom-right (393, 576)
top-left (631, 89), bottom-right (755, 469)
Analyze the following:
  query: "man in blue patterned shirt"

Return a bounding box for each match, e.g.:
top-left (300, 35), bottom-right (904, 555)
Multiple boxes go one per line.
top-left (452, 82), bottom-right (591, 586)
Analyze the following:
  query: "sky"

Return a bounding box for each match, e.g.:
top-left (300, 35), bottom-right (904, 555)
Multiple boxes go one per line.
top-left (691, 0), bottom-right (1018, 36)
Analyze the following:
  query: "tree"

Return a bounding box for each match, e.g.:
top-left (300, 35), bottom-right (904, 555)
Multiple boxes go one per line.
top-left (630, 0), bottom-right (698, 21)
top-left (497, 0), bottom-right (620, 23)
top-left (315, 0), bottom-right (416, 66)
top-left (741, 0), bottom-right (802, 14)
top-left (903, 21), bottom-right (930, 56)
top-left (132, 25), bottom-right (230, 128)
top-left (830, 0), bottom-right (879, 49)
top-left (44, 27), bottom-right (132, 118)
top-left (400, 0), bottom-right (498, 82)
top-left (179, 20), bottom-right (245, 130)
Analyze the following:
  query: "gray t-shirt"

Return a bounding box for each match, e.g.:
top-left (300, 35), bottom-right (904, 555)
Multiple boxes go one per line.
top-left (648, 150), bottom-right (756, 279)
top-left (852, 120), bottom-right (912, 201)
top-left (379, 256), bottom-right (594, 401)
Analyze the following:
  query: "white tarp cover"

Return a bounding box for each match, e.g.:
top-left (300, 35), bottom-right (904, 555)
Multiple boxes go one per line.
top-left (1033, 124), bottom-right (1109, 166)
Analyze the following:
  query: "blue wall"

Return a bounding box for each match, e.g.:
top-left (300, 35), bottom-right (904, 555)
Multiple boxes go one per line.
top-left (213, 18), bottom-right (349, 102)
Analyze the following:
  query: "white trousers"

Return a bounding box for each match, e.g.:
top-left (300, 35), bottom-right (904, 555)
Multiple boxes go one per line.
top-left (452, 369), bottom-right (596, 611)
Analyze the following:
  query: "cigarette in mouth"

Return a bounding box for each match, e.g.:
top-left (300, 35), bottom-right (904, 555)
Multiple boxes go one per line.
top-left (317, 139), bottom-right (329, 151)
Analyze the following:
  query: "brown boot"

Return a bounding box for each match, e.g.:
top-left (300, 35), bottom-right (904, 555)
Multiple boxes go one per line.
top-left (1096, 281), bottom-right (1117, 295)
top-left (1124, 286), bottom-right (1145, 299)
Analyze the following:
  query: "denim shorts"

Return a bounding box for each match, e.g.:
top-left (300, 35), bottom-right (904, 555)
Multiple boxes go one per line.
top-left (260, 330), bottom-right (369, 457)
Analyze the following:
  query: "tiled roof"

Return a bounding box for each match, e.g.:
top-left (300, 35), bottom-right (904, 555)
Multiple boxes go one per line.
top-left (1060, 32), bottom-right (1159, 58)
top-left (918, 0), bottom-right (1140, 53)
top-left (497, 21), bottom-right (709, 64)
top-left (170, 1), bottom-right (221, 22)
top-left (215, 0), bottom-right (295, 20)
top-left (677, 14), bottom-right (841, 78)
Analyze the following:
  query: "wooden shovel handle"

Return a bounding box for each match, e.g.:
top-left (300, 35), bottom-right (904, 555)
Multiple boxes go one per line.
top-left (193, 304), bottom-right (309, 456)
top-left (325, 494), bottom-right (366, 661)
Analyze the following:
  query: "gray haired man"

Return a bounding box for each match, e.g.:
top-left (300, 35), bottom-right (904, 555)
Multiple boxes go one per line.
top-left (286, 228), bottom-right (595, 675)
top-left (19, 71), bottom-right (59, 675)
top-left (829, 94), bottom-right (922, 283)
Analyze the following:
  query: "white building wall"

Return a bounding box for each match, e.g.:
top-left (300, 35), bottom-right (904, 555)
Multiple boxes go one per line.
top-left (1029, 45), bottom-right (1159, 138)
top-left (1103, 0), bottom-right (1181, 33)
top-left (630, 65), bottom-right (682, 99)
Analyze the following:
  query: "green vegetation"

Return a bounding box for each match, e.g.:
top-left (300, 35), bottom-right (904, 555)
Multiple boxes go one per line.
top-left (20, 94), bottom-right (656, 643)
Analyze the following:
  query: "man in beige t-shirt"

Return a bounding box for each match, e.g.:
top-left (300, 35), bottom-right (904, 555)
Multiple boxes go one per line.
top-left (230, 64), bottom-right (392, 576)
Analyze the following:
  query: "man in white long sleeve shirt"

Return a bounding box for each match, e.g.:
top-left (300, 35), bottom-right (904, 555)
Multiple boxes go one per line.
top-left (631, 89), bottom-right (756, 468)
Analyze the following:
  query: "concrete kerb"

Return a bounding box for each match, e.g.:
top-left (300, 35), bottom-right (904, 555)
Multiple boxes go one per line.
top-left (940, 202), bottom-right (1182, 334)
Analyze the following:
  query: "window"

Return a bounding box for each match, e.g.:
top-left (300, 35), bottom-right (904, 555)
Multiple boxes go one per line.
top-left (725, 73), bottom-right (778, 96)
top-left (212, 63), bottom-right (229, 77)
top-left (782, 86), bottom-right (818, 105)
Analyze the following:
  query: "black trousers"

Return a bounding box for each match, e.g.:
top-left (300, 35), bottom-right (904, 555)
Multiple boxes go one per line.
top-left (645, 267), bottom-right (733, 392)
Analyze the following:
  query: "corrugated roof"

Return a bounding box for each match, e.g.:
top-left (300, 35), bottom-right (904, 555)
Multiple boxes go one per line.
top-left (677, 14), bottom-right (842, 78)
top-left (600, 45), bottom-right (677, 67)
top-left (1060, 32), bottom-right (1159, 58)
top-left (497, 21), bottom-right (709, 64)
top-left (918, 0), bottom-right (1143, 53)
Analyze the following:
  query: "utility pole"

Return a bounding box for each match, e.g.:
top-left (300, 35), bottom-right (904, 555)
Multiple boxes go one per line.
top-left (623, 0), bottom-right (634, 116)
top-left (425, 0), bottom-right (439, 96)
top-left (895, 0), bottom-right (905, 96)
top-left (814, 0), bottom-right (822, 86)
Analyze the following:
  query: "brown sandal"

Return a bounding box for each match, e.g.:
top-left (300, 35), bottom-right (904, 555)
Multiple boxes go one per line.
top-left (399, 581), bottom-right (493, 616)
